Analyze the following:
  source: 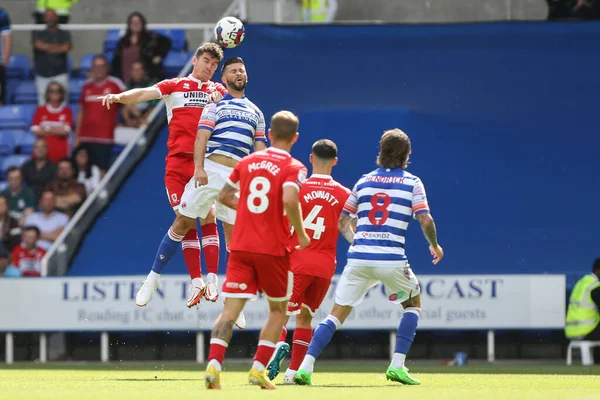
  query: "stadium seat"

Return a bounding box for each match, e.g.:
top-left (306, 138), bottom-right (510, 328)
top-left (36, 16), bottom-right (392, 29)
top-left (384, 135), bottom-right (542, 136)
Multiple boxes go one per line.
top-left (68, 55), bottom-right (74, 77)
top-left (0, 105), bottom-right (37, 130)
top-left (70, 104), bottom-right (79, 117)
top-left (4, 80), bottom-right (19, 105)
top-left (79, 53), bottom-right (96, 77)
top-left (6, 54), bottom-right (31, 80)
top-left (15, 131), bottom-right (36, 154)
top-left (566, 340), bottom-right (600, 366)
top-left (0, 181), bottom-right (8, 192)
top-left (1, 154), bottom-right (31, 178)
top-left (69, 78), bottom-right (87, 104)
top-left (163, 51), bottom-right (193, 78)
top-left (12, 81), bottom-right (38, 104)
top-left (153, 29), bottom-right (187, 51)
top-left (0, 131), bottom-right (16, 155)
top-left (104, 29), bottom-right (124, 53)
top-left (105, 51), bottom-right (114, 63)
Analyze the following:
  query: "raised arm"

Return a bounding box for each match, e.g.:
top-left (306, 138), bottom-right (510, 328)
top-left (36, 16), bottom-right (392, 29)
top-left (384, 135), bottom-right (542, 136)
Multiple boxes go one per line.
top-left (99, 86), bottom-right (161, 109)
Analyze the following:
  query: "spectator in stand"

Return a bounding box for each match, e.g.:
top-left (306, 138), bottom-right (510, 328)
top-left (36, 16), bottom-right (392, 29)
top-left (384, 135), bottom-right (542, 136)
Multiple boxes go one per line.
top-left (121, 61), bottom-right (158, 128)
top-left (111, 12), bottom-right (171, 83)
top-left (24, 190), bottom-right (68, 251)
top-left (547, 0), bottom-right (600, 19)
top-left (72, 147), bottom-right (101, 195)
top-left (34, 0), bottom-right (78, 25)
top-left (0, 167), bottom-right (35, 223)
top-left (0, 194), bottom-right (21, 251)
top-left (0, 243), bottom-right (18, 276)
top-left (45, 158), bottom-right (86, 216)
top-left (11, 226), bottom-right (46, 277)
top-left (32, 9), bottom-right (71, 105)
top-left (75, 54), bottom-right (125, 175)
top-left (22, 138), bottom-right (58, 204)
top-left (30, 81), bottom-right (73, 163)
top-left (0, 7), bottom-right (12, 105)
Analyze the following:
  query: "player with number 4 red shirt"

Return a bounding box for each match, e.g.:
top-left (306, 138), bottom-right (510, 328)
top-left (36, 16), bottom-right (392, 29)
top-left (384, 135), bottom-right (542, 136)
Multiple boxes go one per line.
top-left (266, 139), bottom-right (351, 383)
top-left (204, 111), bottom-right (310, 390)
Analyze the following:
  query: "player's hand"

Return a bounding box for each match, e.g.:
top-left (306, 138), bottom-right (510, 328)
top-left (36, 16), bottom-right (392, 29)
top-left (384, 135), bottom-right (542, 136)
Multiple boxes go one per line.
top-left (430, 245), bottom-right (444, 265)
top-left (296, 231), bottom-right (311, 250)
top-left (98, 94), bottom-right (121, 110)
top-left (208, 91), bottom-right (223, 103)
top-left (194, 167), bottom-right (208, 187)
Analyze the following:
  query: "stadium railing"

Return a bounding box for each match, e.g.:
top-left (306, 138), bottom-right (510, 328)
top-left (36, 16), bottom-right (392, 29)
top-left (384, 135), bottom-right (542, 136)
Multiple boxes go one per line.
top-left (2, 0), bottom-right (247, 365)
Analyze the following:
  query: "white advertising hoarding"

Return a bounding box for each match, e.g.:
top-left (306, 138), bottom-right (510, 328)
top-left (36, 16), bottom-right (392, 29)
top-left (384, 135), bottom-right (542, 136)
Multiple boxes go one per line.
top-left (0, 274), bottom-right (565, 331)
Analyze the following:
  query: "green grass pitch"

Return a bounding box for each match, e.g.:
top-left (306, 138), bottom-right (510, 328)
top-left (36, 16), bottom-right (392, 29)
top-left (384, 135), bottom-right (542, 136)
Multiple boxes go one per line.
top-left (1, 362), bottom-right (599, 400)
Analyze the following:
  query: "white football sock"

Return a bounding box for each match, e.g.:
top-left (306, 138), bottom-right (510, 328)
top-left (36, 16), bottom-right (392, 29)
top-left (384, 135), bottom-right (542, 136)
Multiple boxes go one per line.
top-left (147, 271), bottom-right (160, 284)
top-left (391, 353), bottom-right (406, 369)
top-left (191, 277), bottom-right (204, 288)
top-left (252, 361), bottom-right (266, 372)
top-left (207, 272), bottom-right (218, 284)
top-left (298, 355), bottom-right (316, 374)
top-left (207, 359), bottom-right (222, 372)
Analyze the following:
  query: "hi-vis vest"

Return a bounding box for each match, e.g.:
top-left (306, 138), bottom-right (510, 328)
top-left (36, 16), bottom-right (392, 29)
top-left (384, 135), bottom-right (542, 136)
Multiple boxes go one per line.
top-left (565, 274), bottom-right (600, 339)
top-left (302, 0), bottom-right (329, 22)
top-left (37, 0), bottom-right (78, 17)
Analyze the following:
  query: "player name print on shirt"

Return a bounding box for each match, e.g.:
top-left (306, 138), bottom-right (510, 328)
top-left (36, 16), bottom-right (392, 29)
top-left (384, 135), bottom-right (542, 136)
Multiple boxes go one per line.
top-left (303, 190), bottom-right (341, 206)
top-left (248, 160), bottom-right (281, 175)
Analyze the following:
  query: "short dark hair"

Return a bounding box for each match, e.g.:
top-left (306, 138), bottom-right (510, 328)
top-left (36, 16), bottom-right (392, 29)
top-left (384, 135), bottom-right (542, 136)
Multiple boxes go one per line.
top-left (6, 166), bottom-right (21, 178)
top-left (195, 42), bottom-right (224, 62)
top-left (92, 54), bottom-right (108, 65)
top-left (593, 258), bottom-right (600, 273)
top-left (22, 225), bottom-right (41, 237)
top-left (221, 56), bottom-right (244, 72)
top-left (312, 139), bottom-right (338, 160)
top-left (270, 111), bottom-right (299, 142)
top-left (377, 129), bottom-right (411, 170)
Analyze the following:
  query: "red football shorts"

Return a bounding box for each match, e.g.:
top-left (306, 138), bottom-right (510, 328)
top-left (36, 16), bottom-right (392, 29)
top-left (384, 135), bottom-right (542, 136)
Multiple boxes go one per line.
top-left (164, 153), bottom-right (195, 210)
top-left (287, 274), bottom-right (332, 316)
top-left (222, 251), bottom-right (293, 301)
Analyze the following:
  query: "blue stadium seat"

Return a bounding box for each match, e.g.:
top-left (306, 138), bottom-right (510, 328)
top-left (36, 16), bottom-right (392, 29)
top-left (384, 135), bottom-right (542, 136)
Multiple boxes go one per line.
top-left (1, 155), bottom-right (31, 178)
top-left (153, 29), bottom-right (186, 51)
top-left (14, 131), bottom-right (36, 154)
top-left (4, 80), bottom-right (19, 105)
top-left (0, 132), bottom-right (16, 155)
top-left (163, 51), bottom-right (192, 77)
top-left (105, 51), bottom-right (114, 63)
top-left (0, 181), bottom-right (8, 192)
top-left (68, 55), bottom-right (73, 77)
top-left (6, 54), bottom-right (31, 80)
top-left (104, 29), bottom-right (124, 53)
top-left (0, 105), bottom-right (37, 130)
top-left (12, 81), bottom-right (38, 104)
top-left (69, 78), bottom-right (87, 104)
top-left (70, 104), bottom-right (79, 117)
top-left (79, 53), bottom-right (96, 77)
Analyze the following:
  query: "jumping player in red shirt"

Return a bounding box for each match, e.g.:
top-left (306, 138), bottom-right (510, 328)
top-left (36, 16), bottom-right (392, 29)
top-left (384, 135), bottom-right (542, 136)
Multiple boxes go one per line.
top-left (98, 43), bottom-right (227, 309)
top-left (265, 139), bottom-right (351, 383)
top-left (204, 111), bottom-right (311, 390)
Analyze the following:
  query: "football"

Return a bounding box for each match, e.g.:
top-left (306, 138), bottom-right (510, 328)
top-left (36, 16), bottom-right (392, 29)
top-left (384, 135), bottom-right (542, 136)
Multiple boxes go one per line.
top-left (214, 17), bottom-right (245, 48)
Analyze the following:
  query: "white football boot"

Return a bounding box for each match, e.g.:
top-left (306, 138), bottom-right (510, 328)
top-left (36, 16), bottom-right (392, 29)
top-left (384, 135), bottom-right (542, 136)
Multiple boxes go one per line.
top-left (204, 273), bottom-right (220, 302)
top-left (136, 279), bottom-right (158, 307)
top-left (235, 310), bottom-right (246, 329)
top-left (186, 280), bottom-right (207, 308)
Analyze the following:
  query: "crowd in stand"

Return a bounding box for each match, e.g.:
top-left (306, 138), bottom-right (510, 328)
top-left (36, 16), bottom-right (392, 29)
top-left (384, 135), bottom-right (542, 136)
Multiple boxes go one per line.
top-left (0, 5), bottom-right (171, 277)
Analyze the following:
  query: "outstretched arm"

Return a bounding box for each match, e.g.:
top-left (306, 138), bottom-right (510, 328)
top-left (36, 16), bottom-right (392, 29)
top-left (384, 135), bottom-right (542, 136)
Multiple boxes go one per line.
top-left (98, 87), bottom-right (161, 109)
top-left (338, 213), bottom-right (356, 244)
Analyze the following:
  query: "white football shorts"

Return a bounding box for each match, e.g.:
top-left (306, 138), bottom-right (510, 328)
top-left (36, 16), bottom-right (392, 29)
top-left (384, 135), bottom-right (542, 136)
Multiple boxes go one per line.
top-left (334, 263), bottom-right (420, 307)
top-left (179, 158), bottom-right (236, 225)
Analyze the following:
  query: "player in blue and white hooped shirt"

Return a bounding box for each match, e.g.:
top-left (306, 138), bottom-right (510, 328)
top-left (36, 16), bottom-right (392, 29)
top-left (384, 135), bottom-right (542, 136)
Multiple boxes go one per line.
top-left (135, 57), bottom-right (266, 319)
top-left (295, 129), bottom-right (444, 386)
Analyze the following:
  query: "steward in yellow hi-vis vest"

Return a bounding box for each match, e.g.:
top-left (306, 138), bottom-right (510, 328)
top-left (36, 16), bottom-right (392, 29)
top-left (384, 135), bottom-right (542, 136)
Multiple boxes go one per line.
top-left (34, 0), bottom-right (78, 24)
top-left (565, 259), bottom-right (600, 340)
top-left (301, 0), bottom-right (338, 23)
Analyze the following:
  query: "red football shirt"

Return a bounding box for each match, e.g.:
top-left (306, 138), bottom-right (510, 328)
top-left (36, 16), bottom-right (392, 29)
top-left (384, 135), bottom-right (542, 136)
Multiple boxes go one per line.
top-left (30, 104), bottom-right (73, 163)
top-left (227, 147), bottom-right (308, 257)
top-left (79, 76), bottom-right (126, 144)
top-left (291, 175), bottom-right (351, 279)
top-left (154, 76), bottom-right (227, 156)
top-left (11, 245), bottom-right (46, 277)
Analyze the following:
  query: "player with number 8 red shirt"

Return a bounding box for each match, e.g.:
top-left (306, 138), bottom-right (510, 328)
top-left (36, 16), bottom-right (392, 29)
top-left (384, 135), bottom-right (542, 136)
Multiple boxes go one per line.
top-left (204, 111), bottom-right (310, 390)
top-left (266, 139), bottom-right (351, 383)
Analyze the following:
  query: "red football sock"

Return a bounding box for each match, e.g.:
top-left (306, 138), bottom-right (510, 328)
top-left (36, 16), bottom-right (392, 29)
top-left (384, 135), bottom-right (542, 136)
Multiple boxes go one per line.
top-left (289, 328), bottom-right (312, 371)
top-left (278, 326), bottom-right (288, 344)
top-left (201, 223), bottom-right (219, 275)
top-left (253, 340), bottom-right (276, 368)
top-left (182, 229), bottom-right (201, 279)
top-left (208, 338), bottom-right (228, 366)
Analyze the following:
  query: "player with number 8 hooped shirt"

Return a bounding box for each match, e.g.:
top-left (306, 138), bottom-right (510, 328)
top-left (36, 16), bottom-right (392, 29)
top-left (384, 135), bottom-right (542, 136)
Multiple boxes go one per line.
top-left (97, 43), bottom-right (228, 309)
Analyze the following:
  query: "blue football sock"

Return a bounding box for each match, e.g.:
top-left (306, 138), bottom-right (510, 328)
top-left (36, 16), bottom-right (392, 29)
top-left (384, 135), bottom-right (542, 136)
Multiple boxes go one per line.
top-left (151, 228), bottom-right (183, 274)
top-left (395, 308), bottom-right (420, 355)
top-left (306, 315), bottom-right (341, 359)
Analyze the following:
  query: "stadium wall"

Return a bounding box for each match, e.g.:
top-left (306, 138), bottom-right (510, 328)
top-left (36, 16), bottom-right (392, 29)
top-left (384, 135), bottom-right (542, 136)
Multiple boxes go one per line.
top-left (69, 22), bottom-right (600, 285)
